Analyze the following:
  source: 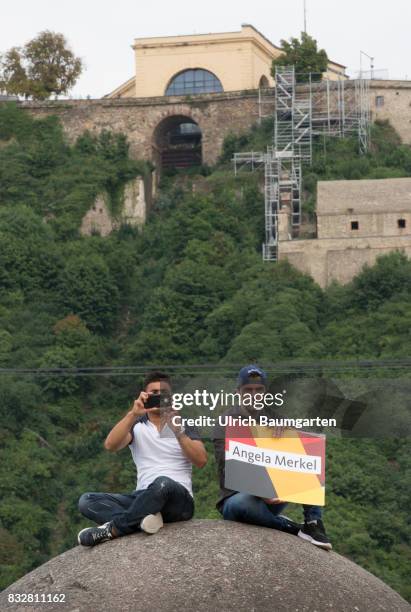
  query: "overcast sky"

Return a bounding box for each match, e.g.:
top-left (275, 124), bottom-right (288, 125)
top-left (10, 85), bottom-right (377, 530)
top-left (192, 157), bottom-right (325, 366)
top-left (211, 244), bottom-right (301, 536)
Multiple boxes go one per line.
top-left (2, 0), bottom-right (410, 98)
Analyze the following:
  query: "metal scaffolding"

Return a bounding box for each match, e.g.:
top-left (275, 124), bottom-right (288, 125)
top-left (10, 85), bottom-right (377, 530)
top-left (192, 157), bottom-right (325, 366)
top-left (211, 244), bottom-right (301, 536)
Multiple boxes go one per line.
top-left (239, 66), bottom-right (371, 261)
top-left (355, 78), bottom-right (371, 154)
top-left (274, 67), bottom-right (295, 155)
top-left (233, 150), bottom-right (280, 260)
top-left (309, 78), bottom-right (371, 154)
top-left (258, 75), bottom-right (371, 154)
top-left (263, 154), bottom-right (281, 261)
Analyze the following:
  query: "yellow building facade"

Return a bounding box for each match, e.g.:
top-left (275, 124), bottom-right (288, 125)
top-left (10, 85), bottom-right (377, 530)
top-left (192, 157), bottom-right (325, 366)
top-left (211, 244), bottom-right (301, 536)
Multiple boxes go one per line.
top-left (106, 24), bottom-right (346, 99)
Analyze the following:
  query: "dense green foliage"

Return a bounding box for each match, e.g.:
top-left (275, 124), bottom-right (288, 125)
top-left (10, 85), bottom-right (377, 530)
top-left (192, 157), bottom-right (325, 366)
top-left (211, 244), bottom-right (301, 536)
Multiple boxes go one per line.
top-left (0, 104), bottom-right (151, 238)
top-left (271, 32), bottom-right (328, 82)
top-left (0, 107), bottom-right (410, 601)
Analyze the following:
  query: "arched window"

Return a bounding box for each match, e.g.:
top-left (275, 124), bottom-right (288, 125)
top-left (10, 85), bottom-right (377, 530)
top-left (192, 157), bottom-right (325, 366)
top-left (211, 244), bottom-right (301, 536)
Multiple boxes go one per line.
top-left (259, 75), bottom-right (269, 88)
top-left (165, 69), bottom-right (223, 96)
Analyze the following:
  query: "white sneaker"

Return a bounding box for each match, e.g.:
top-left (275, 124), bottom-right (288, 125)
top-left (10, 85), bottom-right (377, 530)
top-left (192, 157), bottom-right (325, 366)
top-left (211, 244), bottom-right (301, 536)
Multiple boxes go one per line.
top-left (140, 512), bottom-right (164, 534)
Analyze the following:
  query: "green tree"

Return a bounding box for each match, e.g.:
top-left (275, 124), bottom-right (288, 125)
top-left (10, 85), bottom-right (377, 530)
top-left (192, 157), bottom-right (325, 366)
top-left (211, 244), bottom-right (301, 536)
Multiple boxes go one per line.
top-left (0, 48), bottom-right (26, 97)
top-left (0, 31), bottom-right (82, 99)
top-left (349, 251), bottom-right (411, 311)
top-left (58, 254), bottom-right (120, 333)
top-left (271, 32), bottom-right (328, 82)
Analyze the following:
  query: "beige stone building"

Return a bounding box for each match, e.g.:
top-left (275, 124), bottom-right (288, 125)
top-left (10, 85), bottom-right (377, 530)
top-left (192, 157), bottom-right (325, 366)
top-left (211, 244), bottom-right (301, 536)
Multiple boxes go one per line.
top-left (106, 24), bottom-right (346, 99)
top-left (370, 80), bottom-right (411, 148)
top-left (278, 178), bottom-right (411, 287)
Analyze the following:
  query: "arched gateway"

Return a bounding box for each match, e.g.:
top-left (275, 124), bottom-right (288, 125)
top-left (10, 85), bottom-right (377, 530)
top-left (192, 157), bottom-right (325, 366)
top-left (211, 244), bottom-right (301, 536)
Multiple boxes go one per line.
top-left (152, 115), bottom-right (202, 171)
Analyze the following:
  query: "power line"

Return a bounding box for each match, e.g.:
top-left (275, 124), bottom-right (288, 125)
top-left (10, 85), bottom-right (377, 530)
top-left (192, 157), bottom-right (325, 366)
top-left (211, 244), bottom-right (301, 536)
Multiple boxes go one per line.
top-left (0, 359), bottom-right (410, 377)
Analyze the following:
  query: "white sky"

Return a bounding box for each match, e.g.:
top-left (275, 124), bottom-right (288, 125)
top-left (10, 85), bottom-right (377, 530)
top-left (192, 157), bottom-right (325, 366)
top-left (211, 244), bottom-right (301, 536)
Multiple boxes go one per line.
top-left (2, 0), bottom-right (410, 98)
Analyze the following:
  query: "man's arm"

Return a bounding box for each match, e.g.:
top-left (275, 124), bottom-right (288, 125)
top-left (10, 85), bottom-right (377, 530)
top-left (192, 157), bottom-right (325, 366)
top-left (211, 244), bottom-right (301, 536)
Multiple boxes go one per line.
top-left (104, 392), bottom-right (148, 452)
top-left (176, 434), bottom-right (207, 468)
top-left (164, 411), bottom-right (207, 468)
top-left (213, 437), bottom-right (226, 489)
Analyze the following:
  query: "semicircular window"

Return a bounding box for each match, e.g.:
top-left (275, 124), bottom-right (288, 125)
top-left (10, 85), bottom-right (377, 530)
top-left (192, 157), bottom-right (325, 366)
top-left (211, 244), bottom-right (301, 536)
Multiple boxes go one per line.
top-left (165, 69), bottom-right (223, 96)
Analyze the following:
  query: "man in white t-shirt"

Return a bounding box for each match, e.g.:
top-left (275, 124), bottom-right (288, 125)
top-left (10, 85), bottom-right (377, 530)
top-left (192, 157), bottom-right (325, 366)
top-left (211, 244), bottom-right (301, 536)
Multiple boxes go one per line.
top-left (77, 371), bottom-right (207, 547)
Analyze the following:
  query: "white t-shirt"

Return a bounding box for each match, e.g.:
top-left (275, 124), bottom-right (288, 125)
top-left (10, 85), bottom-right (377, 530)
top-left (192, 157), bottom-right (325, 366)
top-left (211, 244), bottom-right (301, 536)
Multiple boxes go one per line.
top-left (128, 414), bottom-right (199, 497)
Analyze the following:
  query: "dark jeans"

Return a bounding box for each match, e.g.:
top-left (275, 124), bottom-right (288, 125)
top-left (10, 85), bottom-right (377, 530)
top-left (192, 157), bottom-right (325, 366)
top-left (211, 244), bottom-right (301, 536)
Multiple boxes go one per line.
top-left (222, 493), bottom-right (322, 529)
top-left (78, 475), bottom-right (194, 536)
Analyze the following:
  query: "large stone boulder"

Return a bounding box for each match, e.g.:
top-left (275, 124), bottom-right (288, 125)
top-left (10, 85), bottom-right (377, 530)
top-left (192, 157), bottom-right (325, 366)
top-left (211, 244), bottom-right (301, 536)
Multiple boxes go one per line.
top-left (1, 520), bottom-right (409, 612)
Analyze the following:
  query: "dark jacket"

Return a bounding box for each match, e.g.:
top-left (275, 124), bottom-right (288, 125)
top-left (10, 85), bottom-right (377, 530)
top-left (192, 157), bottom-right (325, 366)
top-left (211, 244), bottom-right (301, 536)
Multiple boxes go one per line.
top-left (211, 405), bottom-right (246, 513)
top-left (212, 404), bottom-right (289, 513)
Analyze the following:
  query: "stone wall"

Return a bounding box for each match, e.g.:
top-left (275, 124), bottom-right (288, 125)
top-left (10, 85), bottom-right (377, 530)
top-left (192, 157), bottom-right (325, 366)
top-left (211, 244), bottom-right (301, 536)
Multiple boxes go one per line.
top-left (317, 177), bottom-right (411, 240)
top-left (370, 80), bottom-right (411, 145)
top-left (317, 212), bottom-right (411, 240)
top-left (80, 175), bottom-right (150, 237)
top-left (14, 82), bottom-right (411, 173)
top-left (80, 193), bottom-right (113, 237)
top-left (122, 176), bottom-right (147, 226)
top-left (18, 91), bottom-right (262, 167)
top-left (279, 235), bottom-right (411, 287)
top-left (317, 177), bottom-right (411, 215)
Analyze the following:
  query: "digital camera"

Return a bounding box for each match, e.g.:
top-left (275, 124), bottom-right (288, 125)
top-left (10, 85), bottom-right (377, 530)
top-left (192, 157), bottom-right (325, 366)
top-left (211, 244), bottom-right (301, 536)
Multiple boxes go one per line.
top-left (144, 392), bottom-right (173, 411)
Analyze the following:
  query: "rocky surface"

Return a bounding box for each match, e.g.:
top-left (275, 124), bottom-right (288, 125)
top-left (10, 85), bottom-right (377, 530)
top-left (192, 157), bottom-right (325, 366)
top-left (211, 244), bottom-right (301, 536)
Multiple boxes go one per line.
top-left (1, 519), bottom-right (409, 612)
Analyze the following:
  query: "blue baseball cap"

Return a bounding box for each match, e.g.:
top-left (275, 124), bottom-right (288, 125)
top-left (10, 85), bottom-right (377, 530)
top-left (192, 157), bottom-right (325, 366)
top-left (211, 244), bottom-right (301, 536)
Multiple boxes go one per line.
top-left (237, 364), bottom-right (267, 388)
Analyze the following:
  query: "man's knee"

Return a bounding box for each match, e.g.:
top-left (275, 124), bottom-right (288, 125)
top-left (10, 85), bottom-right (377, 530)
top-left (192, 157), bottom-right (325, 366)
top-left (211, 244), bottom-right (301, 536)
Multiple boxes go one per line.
top-left (78, 492), bottom-right (94, 515)
top-left (222, 493), bottom-right (258, 520)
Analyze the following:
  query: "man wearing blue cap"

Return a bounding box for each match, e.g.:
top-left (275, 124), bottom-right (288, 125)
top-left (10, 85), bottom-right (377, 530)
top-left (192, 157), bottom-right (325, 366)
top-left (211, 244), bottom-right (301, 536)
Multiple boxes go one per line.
top-left (212, 364), bottom-right (332, 549)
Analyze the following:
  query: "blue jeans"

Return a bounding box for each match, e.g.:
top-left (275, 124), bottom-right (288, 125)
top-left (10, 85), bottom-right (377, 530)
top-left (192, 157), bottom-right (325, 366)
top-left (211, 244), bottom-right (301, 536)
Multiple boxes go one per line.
top-left (78, 476), bottom-right (194, 536)
top-left (222, 493), bottom-right (322, 529)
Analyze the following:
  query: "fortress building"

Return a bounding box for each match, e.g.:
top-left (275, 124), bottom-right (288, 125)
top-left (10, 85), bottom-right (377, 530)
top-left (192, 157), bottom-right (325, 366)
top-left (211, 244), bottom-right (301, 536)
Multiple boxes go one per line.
top-left (19, 24), bottom-right (411, 173)
top-left (278, 177), bottom-right (411, 286)
top-left (106, 24), bottom-right (347, 99)
top-left (13, 25), bottom-right (411, 287)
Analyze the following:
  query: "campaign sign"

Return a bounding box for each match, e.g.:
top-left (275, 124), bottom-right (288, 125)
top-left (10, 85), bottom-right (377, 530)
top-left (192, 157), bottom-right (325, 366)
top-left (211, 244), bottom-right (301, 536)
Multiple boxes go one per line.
top-left (225, 424), bottom-right (325, 506)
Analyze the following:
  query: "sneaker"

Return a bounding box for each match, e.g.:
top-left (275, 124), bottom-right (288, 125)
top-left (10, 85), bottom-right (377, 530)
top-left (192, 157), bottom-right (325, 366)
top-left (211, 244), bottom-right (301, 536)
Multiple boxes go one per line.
top-left (277, 515), bottom-right (304, 536)
top-left (77, 521), bottom-right (114, 547)
top-left (140, 512), bottom-right (164, 534)
top-left (298, 519), bottom-right (332, 550)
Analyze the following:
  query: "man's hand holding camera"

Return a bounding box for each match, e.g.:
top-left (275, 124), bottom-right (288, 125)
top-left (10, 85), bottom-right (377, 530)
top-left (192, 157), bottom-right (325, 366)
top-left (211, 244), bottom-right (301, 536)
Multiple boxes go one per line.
top-left (130, 391), bottom-right (169, 418)
top-left (162, 408), bottom-right (185, 438)
top-left (129, 391), bottom-right (150, 418)
top-left (133, 391), bottom-right (185, 438)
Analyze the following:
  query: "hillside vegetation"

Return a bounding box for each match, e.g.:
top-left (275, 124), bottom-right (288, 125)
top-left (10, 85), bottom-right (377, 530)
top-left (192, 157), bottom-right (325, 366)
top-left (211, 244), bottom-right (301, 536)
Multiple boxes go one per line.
top-left (0, 104), bottom-right (410, 600)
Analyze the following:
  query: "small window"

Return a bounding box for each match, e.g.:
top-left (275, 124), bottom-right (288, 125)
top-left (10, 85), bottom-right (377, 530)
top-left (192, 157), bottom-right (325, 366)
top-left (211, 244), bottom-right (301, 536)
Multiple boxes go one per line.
top-left (375, 96), bottom-right (384, 107)
top-left (351, 221), bottom-right (359, 230)
top-left (259, 75), bottom-right (269, 88)
top-left (398, 218), bottom-right (406, 228)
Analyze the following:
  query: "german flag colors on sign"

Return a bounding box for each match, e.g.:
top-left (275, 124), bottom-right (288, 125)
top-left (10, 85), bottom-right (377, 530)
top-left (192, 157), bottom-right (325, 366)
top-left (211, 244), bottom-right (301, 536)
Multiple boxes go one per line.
top-left (224, 424), bottom-right (326, 506)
